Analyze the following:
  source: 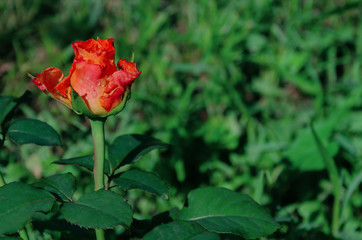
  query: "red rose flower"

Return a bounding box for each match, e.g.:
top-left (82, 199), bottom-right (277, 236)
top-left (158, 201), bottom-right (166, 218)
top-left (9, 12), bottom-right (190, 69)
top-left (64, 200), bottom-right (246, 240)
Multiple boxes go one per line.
top-left (32, 38), bottom-right (141, 117)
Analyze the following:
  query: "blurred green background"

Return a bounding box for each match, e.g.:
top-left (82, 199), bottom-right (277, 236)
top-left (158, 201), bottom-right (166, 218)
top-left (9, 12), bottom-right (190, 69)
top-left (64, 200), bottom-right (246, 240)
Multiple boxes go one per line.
top-left (0, 0), bottom-right (361, 239)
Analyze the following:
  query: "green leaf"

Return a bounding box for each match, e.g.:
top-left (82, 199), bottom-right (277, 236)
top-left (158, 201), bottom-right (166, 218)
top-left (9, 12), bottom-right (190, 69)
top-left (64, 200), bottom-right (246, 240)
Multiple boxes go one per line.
top-left (188, 232), bottom-right (221, 240)
top-left (33, 173), bottom-right (75, 202)
top-left (286, 116), bottom-right (341, 171)
top-left (53, 155), bottom-right (110, 175)
top-left (0, 182), bottom-right (55, 235)
top-left (7, 119), bottom-right (61, 146)
top-left (177, 187), bottom-right (279, 239)
top-left (113, 169), bottom-right (169, 199)
top-left (0, 96), bottom-right (17, 126)
top-left (0, 237), bottom-right (22, 240)
top-left (54, 155), bottom-right (93, 171)
top-left (70, 86), bottom-right (95, 117)
top-left (60, 190), bottom-right (132, 229)
top-left (108, 134), bottom-right (169, 171)
top-left (142, 221), bottom-right (219, 240)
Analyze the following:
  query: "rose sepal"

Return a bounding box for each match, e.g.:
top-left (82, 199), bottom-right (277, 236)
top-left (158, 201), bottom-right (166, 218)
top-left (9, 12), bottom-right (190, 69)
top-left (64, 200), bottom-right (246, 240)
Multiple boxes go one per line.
top-left (70, 86), bottom-right (96, 117)
top-left (104, 88), bottom-right (131, 117)
top-left (70, 86), bottom-right (131, 119)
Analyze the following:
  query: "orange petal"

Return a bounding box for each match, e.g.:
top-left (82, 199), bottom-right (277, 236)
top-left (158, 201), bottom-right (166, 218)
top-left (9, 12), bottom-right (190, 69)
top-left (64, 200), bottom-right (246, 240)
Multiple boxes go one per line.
top-left (72, 39), bottom-right (116, 71)
top-left (99, 86), bottom-right (125, 112)
top-left (33, 67), bottom-right (72, 108)
top-left (99, 68), bottom-right (140, 112)
top-left (117, 59), bottom-right (140, 72)
top-left (33, 67), bottom-right (63, 95)
top-left (55, 66), bottom-right (73, 98)
top-left (70, 61), bottom-right (106, 115)
top-left (111, 68), bottom-right (140, 88)
top-left (116, 59), bottom-right (141, 87)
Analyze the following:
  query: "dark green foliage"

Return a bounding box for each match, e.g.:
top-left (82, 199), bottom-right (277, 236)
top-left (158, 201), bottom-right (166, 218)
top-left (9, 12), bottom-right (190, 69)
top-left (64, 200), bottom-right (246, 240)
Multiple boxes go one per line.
top-left (141, 221), bottom-right (219, 240)
top-left (0, 237), bottom-right (22, 240)
top-left (113, 169), bottom-right (169, 199)
top-left (0, 97), bottom-right (17, 127)
top-left (54, 155), bottom-right (111, 175)
top-left (33, 173), bottom-right (76, 202)
top-left (0, 0), bottom-right (361, 239)
top-left (108, 134), bottom-right (169, 171)
top-left (60, 190), bottom-right (133, 229)
top-left (0, 182), bottom-right (55, 235)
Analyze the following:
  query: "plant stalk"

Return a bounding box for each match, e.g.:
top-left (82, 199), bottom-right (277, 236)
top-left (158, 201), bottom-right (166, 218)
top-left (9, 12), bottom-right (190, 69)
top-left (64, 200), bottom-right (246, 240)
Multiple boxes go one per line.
top-left (90, 118), bottom-right (106, 240)
top-left (90, 118), bottom-right (106, 191)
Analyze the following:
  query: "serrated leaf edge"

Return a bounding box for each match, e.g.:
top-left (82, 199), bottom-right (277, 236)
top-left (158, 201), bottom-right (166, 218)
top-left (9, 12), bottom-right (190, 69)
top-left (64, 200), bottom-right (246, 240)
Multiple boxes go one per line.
top-left (60, 197), bottom-right (133, 230)
top-left (0, 197), bottom-right (55, 217)
top-left (40, 178), bottom-right (74, 201)
top-left (114, 170), bottom-right (169, 199)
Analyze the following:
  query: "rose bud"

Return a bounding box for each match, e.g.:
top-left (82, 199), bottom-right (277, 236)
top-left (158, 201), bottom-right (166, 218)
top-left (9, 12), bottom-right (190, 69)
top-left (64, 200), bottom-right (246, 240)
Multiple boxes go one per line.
top-left (32, 38), bottom-right (141, 118)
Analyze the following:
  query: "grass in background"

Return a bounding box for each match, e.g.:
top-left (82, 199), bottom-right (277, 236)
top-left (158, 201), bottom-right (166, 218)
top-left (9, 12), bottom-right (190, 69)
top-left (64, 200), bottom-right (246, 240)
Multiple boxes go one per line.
top-left (0, 0), bottom-right (361, 239)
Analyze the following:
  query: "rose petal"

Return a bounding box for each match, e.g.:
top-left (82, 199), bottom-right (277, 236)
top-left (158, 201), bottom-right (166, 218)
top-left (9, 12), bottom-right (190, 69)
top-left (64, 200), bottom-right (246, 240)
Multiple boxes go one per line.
top-left (33, 67), bottom-right (72, 108)
top-left (55, 64), bottom-right (74, 98)
top-left (111, 69), bottom-right (140, 88)
top-left (99, 68), bottom-right (140, 112)
top-left (33, 67), bottom-right (63, 94)
top-left (70, 61), bottom-right (107, 115)
top-left (32, 38), bottom-right (141, 116)
top-left (99, 86), bottom-right (125, 112)
top-left (72, 39), bottom-right (116, 70)
top-left (117, 59), bottom-right (140, 72)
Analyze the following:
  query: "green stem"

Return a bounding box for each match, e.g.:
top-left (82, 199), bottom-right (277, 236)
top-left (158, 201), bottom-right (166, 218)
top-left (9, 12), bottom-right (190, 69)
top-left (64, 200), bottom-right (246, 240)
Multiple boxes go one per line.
top-left (0, 173), bottom-right (30, 240)
top-left (89, 118), bottom-right (106, 240)
top-left (90, 118), bottom-right (106, 191)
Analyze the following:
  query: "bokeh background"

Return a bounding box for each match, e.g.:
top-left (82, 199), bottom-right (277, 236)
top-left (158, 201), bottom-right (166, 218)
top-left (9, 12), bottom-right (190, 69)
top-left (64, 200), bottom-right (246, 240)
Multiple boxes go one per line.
top-left (1, 0), bottom-right (361, 239)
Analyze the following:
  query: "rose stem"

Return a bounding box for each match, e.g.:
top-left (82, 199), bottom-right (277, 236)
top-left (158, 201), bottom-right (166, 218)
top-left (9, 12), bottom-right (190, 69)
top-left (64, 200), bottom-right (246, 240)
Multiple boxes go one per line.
top-left (0, 173), bottom-right (30, 240)
top-left (90, 118), bottom-right (106, 191)
top-left (90, 118), bottom-right (106, 240)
